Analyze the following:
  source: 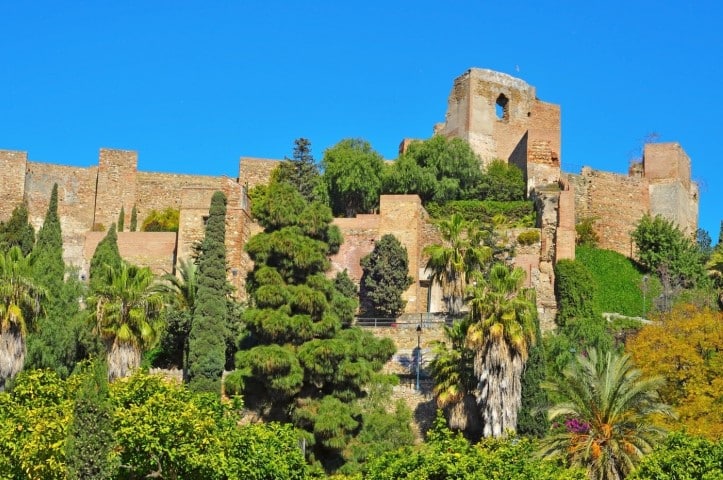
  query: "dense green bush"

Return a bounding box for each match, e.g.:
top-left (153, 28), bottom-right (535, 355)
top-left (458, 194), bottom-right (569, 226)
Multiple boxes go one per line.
top-left (141, 207), bottom-right (180, 232)
top-left (517, 229), bottom-right (540, 246)
top-left (576, 245), bottom-right (659, 317)
top-left (426, 200), bottom-right (535, 227)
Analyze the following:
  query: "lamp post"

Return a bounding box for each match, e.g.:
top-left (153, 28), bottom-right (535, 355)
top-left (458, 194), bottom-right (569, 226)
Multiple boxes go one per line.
top-left (415, 324), bottom-right (422, 391)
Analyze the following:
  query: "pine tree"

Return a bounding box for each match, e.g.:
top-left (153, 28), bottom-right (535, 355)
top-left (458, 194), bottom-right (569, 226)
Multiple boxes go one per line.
top-left (276, 138), bottom-right (323, 203)
top-left (117, 206), bottom-right (125, 232)
top-left (65, 360), bottom-right (119, 479)
top-left (0, 202), bottom-right (35, 255)
top-left (187, 191), bottom-right (228, 393)
top-left (130, 205), bottom-right (138, 232)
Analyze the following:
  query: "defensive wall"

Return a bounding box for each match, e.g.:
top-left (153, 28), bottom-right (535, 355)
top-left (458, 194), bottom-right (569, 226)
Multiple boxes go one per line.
top-left (0, 67), bottom-right (699, 330)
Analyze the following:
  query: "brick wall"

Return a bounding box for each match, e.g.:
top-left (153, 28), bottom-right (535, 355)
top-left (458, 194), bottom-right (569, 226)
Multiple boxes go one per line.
top-left (84, 232), bottom-right (177, 275)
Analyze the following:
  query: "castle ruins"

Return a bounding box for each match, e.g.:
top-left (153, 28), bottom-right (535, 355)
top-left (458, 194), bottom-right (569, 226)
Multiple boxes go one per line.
top-left (0, 68), bottom-right (698, 331)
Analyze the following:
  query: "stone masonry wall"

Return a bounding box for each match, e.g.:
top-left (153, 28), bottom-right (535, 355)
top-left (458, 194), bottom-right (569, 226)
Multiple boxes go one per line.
top-left (0, 150), bottom-right (27, 221)
top-left (238, 157), bottom-right (281, 189)
top-left (84, 232), bottom-right (177, 276)
top-left (94, 149), bottom-right (138, 231)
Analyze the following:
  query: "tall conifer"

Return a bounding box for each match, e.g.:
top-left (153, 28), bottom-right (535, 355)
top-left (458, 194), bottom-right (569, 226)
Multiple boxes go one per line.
top-left (0, 202), bottom-right (35, 255)
top-left (33, 183), bottom-right (64, 291)
top-left (117, 206), bottom-right (125, 232)
top-left (187, 191), bottom-right (228, 393)
top-left (89, 223), bottom-right (122, 291)
top-left (130, 205), bottom-right (138, 232)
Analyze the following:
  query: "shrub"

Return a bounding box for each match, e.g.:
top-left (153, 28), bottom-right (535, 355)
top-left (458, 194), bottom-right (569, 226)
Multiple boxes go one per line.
top-left (517, 229), bottom-right (540, 246)
top-left (141, 208), bottom-right (180, 232)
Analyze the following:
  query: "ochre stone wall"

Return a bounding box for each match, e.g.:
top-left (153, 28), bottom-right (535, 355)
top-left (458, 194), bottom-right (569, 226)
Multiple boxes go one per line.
top-left (84, 232), bottom-right (177, 275)
top-left (0, 150), bottom-right (27, 220)
top-left (94, 149), bottom-right (138, 231)
top-left (238, 157), bottom-right (281, 189)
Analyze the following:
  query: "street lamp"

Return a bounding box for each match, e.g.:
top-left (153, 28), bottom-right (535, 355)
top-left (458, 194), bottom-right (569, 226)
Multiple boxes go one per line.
top-left (416, 324), bottom-right (422, 391)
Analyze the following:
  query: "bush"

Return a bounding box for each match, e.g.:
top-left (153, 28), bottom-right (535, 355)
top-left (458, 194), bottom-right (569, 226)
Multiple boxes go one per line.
top-left (141, 208), bottom-right (180, 232)
top-left (575, 217), bottom-right (599, 246)
top-left (426, 200), bottom-right (535, 227)
top-left (517, 230), bottom-right (540, 246)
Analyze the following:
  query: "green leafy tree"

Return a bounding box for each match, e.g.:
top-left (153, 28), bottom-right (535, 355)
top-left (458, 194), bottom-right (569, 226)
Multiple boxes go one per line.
top-left (629, 432), bottom-right (723, 480)
top-left (235, 180), bottom-right (404, 473)
top-left (631, 214), bottom-right (707, 288)
top-left (276, 137), bottom-right (325, 203)
top-left (360, 234), bottom-right (413, 318)
top-left (322, 138), bottom-right (384, 217)
top-left (129, 205), bottom-right (138, 232)
top-left (0, 201), bottom-right (35, 255)
top-left (466, 263), bottom-right (537, 437)
top-left (65, 360), bottom-right (119, 479)
top-left (540, 349), bottom-right (673, 480)
top-left (117, 206), bottom-right (125, 232)
top-left (33, 183), bottom-right (64, 292)
top-left (383, 135), bottom-right (483, 205)
top-left (365, 413), bottom-right (585, 480)
top-left (88, 262), bottom-right (165, 381)
top-left (423, 213), bottom-right (491, 314)
top-left (475, 159), bottom-right (526, 201)
top-left (188, 191), bottom-right (228, 393)
top-left (89, 223), bottom-right (122, 291)
top-left (0, 247), bottom-right (46, 389)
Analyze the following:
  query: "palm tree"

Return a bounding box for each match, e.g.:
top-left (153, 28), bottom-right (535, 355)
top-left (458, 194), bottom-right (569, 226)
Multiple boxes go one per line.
top-left (539, 349), bottom-right (673, 480)
top-left (0, 246), bottom-right (46, 388)
top-left (428, 317), bottom-right (481, 437)
top-left (466, 263), bottom-right (536, 437)
top-left (706, 247), bottom-right (723, 307)
top-left (89, 262), bottom-right (164, 381)
top-left (423, 214), bottom-right (491, 314)
top-left (154, 258), bottom-right (198, 370)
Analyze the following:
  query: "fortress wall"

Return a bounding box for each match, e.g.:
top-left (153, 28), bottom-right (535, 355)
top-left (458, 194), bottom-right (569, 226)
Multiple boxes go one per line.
top-left (24, 161), bottom-right (98, 267)
top-left (239, 157), bottom-right (281, 189)
top-left (556, 184), bottom-right (576, 261)
top-left (221, 178), bottom-right (249, 296)
top-left (578, 168), bottom-right (649, 256)
top-left (378, 195), bottom-right (424, 313)
top-left (135, 172), bottom-right (225, 226)
top-left (0, 150), bottom-right (28, 220)
top-left (332, 216), bottom-right (380, 282)
top-left (94, 149), bottom-right (138, 231)
top-left (649, 181), bottom-right (697, 235)
top-left (84, 232), bottom-right (177, 276)
top-left (644, 143), bottom-right (691, 188)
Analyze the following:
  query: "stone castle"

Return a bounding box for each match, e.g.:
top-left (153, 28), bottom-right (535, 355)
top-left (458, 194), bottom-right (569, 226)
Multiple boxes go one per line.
top-left (0, 68), bottom-right (698, 330)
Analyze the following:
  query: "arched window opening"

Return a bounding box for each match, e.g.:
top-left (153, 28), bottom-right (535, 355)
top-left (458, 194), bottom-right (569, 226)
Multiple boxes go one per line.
top-left (496, 93), bottom-right (509, 121)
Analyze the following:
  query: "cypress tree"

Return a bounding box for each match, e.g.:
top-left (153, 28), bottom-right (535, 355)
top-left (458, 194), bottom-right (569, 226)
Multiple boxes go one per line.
top-left (89, 223), bottom-right (122, 291)
top-left (33, 183), bottom-right (65, 291)
top-left (65, 360), bottom-right (119, 479)
top-left (117, 206), bottom-right (125, 232)
top-left (130, 205), bottom-right (138, 232)
top-left (360, 234), bottom-right (413, 317)
top-left (0, 201), bottom-right (35, 255)
top-left (517, 314), bottom-right (550, 437)
top-left (188, 191), bottom-right (228, 393)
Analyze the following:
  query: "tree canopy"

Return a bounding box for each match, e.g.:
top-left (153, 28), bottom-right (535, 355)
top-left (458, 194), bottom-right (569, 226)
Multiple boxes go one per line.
top-left (360, 234), bottom-right (413, 318)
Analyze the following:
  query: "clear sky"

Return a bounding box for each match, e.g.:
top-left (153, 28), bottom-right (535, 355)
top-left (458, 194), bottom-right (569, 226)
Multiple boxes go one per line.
top-left (1, 1), bottom-right (721, 239)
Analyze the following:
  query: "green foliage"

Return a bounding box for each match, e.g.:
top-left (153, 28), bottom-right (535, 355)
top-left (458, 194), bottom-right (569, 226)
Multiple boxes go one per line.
top-left (360, 234), bottom-right (413, 317)
top-left (0, 201), bottom-right (35, 255)
top-left (365, 413), bottom-right (585, 479)
top-left (322, 138), bottom-right (384, 217)
top-left (474, 159), bottom-right (526, 201)
top-left (575, 217), bottom-right (600, 247)
top-left (117, 206), bottom-right (125, 232)
top-left (629, 431), bottom-right (723, 480)
top-left (65, 360), bottom-right (119, 479)
top-left (276, 137), bottom-right (325, 203)
top-left (632, 214), bottom-right (707, 288)
top-left (89, 223), bottom-right (122, 291)
top-left (33, 183), bottom-right (65, 294)
top-left (240, 183), bottom-right (406, 473)
top-left (517, 229), bottom-right (540, 246)
top-left (129, 205), bottom-right (137, 232)
top-left (576, 245), bottom-right (660, 317)
top-left (188, 191), bottom-right (228, 393)
top-left (518, 313), bottom-right (550, 437)
top-left (141, 207), bottom-right (180, 232)
top-left (383, 135), bottom-right (483, 205)
top-left (554, 259), bottom-right (598, 326)
top-left (426, 199), bottom-right (535, 227)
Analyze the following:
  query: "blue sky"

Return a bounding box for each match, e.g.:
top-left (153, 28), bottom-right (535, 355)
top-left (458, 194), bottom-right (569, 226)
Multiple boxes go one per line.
top-left (1, 1), bottom-right (720, 239)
